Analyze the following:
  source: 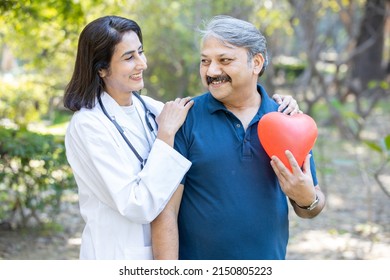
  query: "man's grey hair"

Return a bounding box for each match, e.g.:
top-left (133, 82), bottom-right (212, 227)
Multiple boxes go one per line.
top-left (199, 15), bottom-right (268, 76)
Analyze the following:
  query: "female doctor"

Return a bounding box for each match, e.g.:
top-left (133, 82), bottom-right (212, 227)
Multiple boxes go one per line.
top-left (63, 16), bottom-right (194, 259)
top-left (63, 15), bottom-right (299, 260)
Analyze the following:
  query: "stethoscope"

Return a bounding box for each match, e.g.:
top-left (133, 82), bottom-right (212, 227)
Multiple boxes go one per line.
top-left (98, 92), bottom-right (157, 169)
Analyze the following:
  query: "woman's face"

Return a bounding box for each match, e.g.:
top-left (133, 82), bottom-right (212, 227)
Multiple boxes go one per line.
top-left (99, 31), bottom-right (147, 106)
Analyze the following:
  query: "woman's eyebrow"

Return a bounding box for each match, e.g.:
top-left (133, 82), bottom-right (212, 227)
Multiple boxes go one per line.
top-left (121, 45), bottom-right (143, 58)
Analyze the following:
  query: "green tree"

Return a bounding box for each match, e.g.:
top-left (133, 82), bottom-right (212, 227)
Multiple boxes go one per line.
top-left (0, 0), bottom-right (136, 123)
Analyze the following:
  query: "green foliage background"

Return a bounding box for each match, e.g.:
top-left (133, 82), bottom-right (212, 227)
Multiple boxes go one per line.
top-left (0, 127), bottom-right (74, 227)
top-left (1, 0), bottom-right (389, 229)
top-left (0, 0), bottom-right (298, 108)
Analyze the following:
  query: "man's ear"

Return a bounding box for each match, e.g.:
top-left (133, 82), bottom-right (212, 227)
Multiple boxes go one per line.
top-left (253, 53), bottom-right (265, 75)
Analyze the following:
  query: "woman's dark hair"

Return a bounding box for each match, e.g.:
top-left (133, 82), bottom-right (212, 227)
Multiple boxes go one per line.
top-left (63, 16), bottom-right (143, 111)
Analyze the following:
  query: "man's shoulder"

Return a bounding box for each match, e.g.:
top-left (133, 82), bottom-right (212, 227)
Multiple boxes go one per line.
top-left (192, 92), bottom-right (210, 102)
top-left (189, 92), bottom-right (210, 111)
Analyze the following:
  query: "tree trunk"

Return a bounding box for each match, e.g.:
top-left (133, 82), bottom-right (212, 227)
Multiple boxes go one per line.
top-left (349, 0), bottom-right (387, 93)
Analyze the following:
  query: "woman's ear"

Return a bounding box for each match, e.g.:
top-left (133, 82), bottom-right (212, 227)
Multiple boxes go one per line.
top-left (253, 53), bottom-right (265, 75)
top-left (98, 69), bottom-right (107, 78)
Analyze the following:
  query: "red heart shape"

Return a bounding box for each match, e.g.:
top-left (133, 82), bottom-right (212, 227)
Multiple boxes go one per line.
top-left (257, 112), bottom-right (318, 171)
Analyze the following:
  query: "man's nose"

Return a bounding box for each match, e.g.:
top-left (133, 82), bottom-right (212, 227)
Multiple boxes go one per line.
top-left (206, 61), bottom-right (222, 76)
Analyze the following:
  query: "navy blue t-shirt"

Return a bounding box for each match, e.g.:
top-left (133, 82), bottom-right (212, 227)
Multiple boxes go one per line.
top-left (174, 84), bottom-right (318, 260)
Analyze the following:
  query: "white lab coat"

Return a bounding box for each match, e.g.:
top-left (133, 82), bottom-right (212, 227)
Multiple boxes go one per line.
top-left (65, 92), bottom-right (191, 260)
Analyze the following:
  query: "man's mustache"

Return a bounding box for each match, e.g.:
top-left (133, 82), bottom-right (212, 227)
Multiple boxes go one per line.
top-left (206, 75), bottom-right (232, 85)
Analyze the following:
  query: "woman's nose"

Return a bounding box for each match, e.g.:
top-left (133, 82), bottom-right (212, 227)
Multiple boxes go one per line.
top-left (136, 55), bottom-right (147, 70)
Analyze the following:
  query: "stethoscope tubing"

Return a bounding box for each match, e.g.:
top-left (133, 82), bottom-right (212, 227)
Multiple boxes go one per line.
top-left (98, 92), bottom-right (157, 169)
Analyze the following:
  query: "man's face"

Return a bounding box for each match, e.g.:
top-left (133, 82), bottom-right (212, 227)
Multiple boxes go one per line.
top-left (199, 36), bottom-right (262, 103)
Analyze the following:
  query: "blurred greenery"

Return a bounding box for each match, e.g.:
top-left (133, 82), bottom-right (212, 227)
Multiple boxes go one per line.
top-left (0, 127), bottom-right (75, 228)
top-left (0, 0), bottom-right (389, 228)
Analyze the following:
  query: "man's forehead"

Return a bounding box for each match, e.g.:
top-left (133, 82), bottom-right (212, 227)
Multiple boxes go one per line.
top-left (200, 37), bottom-right (245, 56)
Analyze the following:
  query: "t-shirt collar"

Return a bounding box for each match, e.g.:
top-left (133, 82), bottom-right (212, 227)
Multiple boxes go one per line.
top-left (206, 84), bottom-right (275, 116)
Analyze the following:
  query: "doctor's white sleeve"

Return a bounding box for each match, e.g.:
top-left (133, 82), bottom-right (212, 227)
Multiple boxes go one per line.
top-left (65, 113), bottom-right (191, 224)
